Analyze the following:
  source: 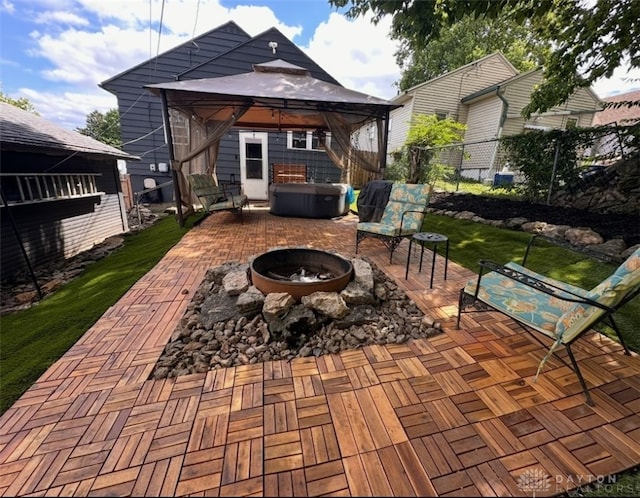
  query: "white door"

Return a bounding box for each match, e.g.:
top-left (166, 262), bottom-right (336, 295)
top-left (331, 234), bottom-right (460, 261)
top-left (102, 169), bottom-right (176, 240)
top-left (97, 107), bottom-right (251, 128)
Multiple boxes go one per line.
top-left (239, 132), bottom-right (269, 201)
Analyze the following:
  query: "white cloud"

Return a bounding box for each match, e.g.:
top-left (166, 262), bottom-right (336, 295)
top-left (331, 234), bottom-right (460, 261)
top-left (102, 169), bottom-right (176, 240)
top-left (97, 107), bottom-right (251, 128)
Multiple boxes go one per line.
top-left (34, 10), bottom-right (90, 26)
top-left (303, 12), bottom-right (401, 100)
top-left (19, 87), bottom-right (117, 130)
top-left (1, 0), bottom-right (15, 14)
top-left (592, 64), bottom-right (640, 99)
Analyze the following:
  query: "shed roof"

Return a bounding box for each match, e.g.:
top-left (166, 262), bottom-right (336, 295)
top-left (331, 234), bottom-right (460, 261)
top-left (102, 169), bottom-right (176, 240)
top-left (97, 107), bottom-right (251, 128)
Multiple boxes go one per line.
top-left (0, 102), bottom-right (135, 160)
top-left (145, 59), bottom-right (400, 130)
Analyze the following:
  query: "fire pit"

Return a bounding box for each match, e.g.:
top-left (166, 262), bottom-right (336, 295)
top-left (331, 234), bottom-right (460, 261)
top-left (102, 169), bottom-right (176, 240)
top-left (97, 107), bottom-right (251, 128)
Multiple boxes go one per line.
top-left (250, 248), bottom-right (353, 301)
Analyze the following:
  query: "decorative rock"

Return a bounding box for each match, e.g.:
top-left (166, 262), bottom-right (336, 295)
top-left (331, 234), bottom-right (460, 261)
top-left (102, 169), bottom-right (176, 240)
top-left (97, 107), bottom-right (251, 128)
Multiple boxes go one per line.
top-left (149, 254), bottom-right (443, 380)
top-left (521, 221), bottom-right (548, 234)
top-left (588, 238), bottom-right (627, 258)
top-left (301, 292), bottom-right (349, 319)
top-left (505, 217), bottom-right (529, 229)
top-left (622, 244), bottom-right (640, 259)
top-left (454, 211), bottom-right (477, 220)
top-left (564, 227), bottom-right (604, 246)
top-left (199, 292), bottom-right (239, 328)
top-left (223, 269), bottom-right (250, 296)
top-left (540, 224), bottom-right (571, 240)
top-left (236, 286), bottom-right (265, 315)
top-left (262, 292), bottom-right (296, 318)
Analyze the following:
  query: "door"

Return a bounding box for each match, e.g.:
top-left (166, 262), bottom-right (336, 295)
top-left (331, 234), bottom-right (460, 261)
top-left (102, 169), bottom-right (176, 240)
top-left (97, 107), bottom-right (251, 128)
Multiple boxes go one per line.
top-left (239, 132), bottom-right (269, 201)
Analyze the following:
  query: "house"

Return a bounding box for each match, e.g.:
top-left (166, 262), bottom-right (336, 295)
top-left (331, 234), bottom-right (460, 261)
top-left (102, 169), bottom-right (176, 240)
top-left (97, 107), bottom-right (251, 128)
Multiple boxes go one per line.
top-left (100, 21), bottom-right (344, 202)
top-left (0, 102), bottom-right (135, 281)
top-left (591, 89), bottom-right (640, 160)
top-left (375, 52), bottom-right (602, 180)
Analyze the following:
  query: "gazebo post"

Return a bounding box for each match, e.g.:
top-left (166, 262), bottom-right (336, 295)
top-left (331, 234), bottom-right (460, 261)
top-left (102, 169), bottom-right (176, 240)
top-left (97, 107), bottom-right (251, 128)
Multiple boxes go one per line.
top-left (160, 90), bottom-right (184, 227)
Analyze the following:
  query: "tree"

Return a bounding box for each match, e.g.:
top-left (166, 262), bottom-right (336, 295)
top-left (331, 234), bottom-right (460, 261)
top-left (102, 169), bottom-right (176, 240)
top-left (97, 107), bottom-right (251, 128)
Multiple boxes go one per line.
top-left (76, 109), bottom-right (122, 149)
top-left (388, 114), bottom-right (466, 184)
top-left (0, 90), bottom-right (39, 115)
top-left (330, 0), bottom-right (640, 117)
top-left (396, 13), bottom-right (551, 90)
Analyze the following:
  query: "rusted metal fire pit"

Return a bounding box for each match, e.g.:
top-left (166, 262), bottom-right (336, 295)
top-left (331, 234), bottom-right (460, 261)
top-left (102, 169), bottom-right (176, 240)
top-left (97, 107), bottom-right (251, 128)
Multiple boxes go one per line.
top-left (250, 248), bottom-right (353, 302)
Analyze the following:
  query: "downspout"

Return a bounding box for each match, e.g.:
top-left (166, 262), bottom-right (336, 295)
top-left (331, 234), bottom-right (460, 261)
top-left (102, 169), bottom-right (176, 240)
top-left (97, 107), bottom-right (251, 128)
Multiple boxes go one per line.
top-left (488, 86), bottom-right (509, 175)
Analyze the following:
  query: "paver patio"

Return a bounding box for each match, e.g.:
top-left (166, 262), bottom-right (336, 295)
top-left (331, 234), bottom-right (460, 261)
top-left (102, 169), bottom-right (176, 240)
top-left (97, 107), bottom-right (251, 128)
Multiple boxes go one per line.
top-left (1, 206), bottom-right (639, 497)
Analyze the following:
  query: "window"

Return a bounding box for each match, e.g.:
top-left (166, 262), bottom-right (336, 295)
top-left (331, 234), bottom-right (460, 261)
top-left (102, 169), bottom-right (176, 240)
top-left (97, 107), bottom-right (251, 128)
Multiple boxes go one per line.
top-left (287, 130), bottom-right (331, 150)
top-left (566, 117), bottom-right (578, 129)
top-left (169, 109), bottom-right (190, 146)
top-left (435, 111), bottom-right (448, 121)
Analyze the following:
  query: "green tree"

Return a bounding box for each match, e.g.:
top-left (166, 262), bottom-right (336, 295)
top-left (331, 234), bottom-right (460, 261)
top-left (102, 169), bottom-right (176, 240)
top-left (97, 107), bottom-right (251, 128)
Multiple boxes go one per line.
top-left (330, 0), bottom-right (640, 117)
top-left (76, 109), bottom-right (122, 148)
top-left (388, 114), bottom-right (466, 184)
top-left (0, 90), bottom-right (39, 115)
top-left (396, 13), bottom-right (551, 91)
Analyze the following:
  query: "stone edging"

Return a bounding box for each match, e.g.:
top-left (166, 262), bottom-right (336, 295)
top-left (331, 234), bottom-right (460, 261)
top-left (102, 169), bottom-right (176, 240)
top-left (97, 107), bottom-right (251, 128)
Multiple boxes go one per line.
top-left (426, 207), bottom-right (639, 262)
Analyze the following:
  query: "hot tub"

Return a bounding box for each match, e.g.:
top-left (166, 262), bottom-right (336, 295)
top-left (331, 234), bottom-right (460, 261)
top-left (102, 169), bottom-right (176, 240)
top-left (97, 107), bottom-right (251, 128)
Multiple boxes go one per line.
top-left (269, 183), bottom-right (350, 219)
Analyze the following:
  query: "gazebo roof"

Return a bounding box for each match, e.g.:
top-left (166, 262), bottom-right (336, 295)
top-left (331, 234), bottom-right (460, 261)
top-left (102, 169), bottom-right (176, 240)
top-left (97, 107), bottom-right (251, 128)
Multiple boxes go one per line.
top-left (145, 59), bottom-right (400, 130)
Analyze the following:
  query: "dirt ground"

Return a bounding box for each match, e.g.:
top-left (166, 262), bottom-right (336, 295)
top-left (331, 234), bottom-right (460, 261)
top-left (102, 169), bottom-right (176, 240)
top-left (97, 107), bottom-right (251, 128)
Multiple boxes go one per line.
top-left (429, 192), bottom-right (640, 247)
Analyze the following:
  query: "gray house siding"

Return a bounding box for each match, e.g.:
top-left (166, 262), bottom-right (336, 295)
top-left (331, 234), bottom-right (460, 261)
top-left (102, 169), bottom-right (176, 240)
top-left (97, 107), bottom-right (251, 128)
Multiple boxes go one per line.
top-left (102, 23), bottom-right (341, 203)
top-left (101, 22), bottom-right (252, 201)
top-left (1, 153), bottom-right (127, 280)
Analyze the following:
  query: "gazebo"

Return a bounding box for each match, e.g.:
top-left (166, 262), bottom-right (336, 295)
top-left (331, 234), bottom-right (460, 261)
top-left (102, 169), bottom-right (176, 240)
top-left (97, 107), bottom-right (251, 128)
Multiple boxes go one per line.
top-left (145, 59), bottom-right (401, 225)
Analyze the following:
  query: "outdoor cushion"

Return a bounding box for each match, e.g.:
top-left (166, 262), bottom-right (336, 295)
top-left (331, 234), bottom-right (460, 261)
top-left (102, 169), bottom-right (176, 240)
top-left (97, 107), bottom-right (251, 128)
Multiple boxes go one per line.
top-left (556, 247), bottom-right (640, 344)
top-left (356, 183), bottom-right (432, 262)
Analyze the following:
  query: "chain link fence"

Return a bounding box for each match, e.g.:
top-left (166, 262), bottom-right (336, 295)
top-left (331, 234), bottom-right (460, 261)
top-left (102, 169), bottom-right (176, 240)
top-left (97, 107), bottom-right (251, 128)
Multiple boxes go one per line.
top-left (422, 121), bottom-right (639, 197)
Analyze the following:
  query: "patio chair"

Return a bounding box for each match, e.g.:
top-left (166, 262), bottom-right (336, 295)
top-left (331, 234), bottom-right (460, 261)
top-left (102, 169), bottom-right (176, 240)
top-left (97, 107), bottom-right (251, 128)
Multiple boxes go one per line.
top-left (355, 183), bottom-right (432, 263)
top-left (457, 236), bottom-right (640, 406)
top-left (187, 173), bottom-right (248, 223)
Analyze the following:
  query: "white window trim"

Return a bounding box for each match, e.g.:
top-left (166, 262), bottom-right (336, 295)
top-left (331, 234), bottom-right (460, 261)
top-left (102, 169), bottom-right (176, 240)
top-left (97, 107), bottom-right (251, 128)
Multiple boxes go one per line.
top-left (286, 130), bottom-right (331, 151)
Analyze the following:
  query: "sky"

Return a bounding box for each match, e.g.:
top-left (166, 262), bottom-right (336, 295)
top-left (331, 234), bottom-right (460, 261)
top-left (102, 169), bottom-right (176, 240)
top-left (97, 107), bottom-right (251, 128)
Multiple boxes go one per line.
top-left (1, 0), bottom-right (639, 131)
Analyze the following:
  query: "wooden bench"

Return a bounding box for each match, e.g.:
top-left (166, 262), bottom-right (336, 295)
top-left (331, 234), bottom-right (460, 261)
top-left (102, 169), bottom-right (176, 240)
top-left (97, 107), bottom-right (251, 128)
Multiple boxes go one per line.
top-left (187, 174), bottom-right (248, 223)
top-left (272, 163), bottom-right (307, 184)
top-left (457, 235), bottom-right (640, 405)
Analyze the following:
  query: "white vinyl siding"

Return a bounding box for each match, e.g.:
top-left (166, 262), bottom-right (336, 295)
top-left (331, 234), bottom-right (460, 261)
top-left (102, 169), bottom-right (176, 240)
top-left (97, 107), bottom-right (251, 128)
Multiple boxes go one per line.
top-left (411, 53), bottom-right (518, 123)
top-left (387, 98), bottom-right (414, 155)
top-left (502, 71), bottom-right (600, 135)
top-left (461, 96), bottom-right (504, 176)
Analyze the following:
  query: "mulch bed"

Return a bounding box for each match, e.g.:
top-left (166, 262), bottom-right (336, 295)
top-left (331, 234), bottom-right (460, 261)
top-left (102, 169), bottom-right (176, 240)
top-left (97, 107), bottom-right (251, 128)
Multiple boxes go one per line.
top-left (429, 192), bottom-right (640, 246)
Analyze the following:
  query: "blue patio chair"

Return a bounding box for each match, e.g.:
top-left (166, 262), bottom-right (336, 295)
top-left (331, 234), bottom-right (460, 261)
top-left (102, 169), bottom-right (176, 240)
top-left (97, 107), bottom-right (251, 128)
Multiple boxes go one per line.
top-left (355, 183), bottom-right (432, 263)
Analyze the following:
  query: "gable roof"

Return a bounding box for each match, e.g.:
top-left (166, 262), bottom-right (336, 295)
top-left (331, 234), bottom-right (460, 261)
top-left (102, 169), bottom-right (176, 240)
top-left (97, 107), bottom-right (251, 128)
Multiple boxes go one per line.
top-left (392, 52), bottom-right (518, 102)
top-left (462, 67), bottom-right (602, 109)
top-left (592, 89), bottom-right (640, 125)
top-left (100, 21), bottom-right (251, 88)
top-left (177, 26), bottom-right (341, 85)
top-left (0, 102), bottom-right (135, 160)
top-left (460, 70), bottom-right (536, 103)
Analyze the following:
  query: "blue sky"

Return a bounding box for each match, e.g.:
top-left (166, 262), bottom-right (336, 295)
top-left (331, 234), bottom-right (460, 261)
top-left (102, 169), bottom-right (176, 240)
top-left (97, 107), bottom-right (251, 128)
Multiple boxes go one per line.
top-left (1, 0), bottom-right (639, 131)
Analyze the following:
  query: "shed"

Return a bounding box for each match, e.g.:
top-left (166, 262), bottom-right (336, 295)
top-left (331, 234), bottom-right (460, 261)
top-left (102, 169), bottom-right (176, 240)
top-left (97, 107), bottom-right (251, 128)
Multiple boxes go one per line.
top-left (0, 102), bottom-right (137, 282)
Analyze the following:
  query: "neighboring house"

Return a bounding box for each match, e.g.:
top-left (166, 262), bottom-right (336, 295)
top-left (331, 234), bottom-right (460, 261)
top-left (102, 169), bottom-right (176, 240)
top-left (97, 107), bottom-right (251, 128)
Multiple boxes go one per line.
top-left (100, 21), bottom-right (343, 202)
top-left (591, 89), bottom-right (640, 160)
top-left (368, 52), bottom-right (602, 180)
top-left (0, 102), bottom-right (134, 281)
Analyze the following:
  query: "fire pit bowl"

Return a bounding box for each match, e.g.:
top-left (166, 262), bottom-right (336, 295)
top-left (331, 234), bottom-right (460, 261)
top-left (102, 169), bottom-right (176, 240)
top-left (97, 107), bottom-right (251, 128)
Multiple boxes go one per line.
top-left (250, 248), bottom-right (353, 302)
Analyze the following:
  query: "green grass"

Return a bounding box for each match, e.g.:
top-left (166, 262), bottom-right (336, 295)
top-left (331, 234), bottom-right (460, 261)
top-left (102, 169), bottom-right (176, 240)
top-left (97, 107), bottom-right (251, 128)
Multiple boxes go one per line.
top-left (0, 214), bottom-right (198, 414)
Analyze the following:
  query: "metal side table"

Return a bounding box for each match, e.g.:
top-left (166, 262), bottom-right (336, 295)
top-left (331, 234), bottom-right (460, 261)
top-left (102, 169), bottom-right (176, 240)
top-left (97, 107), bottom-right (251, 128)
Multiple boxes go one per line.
top-left (405, 232), bottom-right (449, 288)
